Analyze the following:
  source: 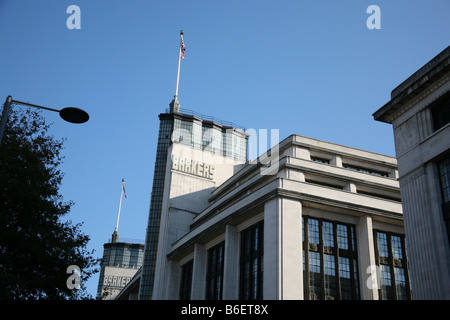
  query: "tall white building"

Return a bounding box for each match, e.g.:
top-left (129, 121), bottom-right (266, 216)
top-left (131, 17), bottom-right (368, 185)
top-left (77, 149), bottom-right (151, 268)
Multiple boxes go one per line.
top-left (373, 45), bottom-right (450, 299)
top-left (138, 105), bottom-right (248, 300)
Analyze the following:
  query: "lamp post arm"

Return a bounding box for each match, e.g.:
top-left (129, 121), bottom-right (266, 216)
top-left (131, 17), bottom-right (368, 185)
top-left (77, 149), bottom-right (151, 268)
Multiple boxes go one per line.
top-left (0, 95), bottom-right (89, 146)
top-left (11, 99), bottom-right (60, 113)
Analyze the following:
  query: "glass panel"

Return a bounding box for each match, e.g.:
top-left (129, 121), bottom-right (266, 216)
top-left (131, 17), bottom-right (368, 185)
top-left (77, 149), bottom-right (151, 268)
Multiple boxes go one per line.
top-left (339, 257), bottom-right (352, 300)
top-left (337, 224), bottom-right (348, 250)
top-left (324, 254), bottom-right (337, 299)
top-left (240, 222), bottom-right (263, 300)
top-left (308, 218), bottom-right (320, 244)
top-left (431, 94), bottom-right (450, 131)
top-left (309, 251), bottom-right (322, 299)
top-left (394, 267), bottom-right (408, 300)
top-left (377, 232), bottom-right (389, 258)
top-left (179, 260), bottom-right (193, 300)
top-left (206, 242), bottom-right (224, 300)
top-left (391, 235), bottom-right (403, 259)
top-left (323, 221), bottom-right (334, 247)
top-left (380, 265), bottom-right (393, 300)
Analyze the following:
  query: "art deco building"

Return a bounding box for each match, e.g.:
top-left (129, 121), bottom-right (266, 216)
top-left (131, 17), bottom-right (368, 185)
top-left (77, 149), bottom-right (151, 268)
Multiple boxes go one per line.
top-left (373, 45), bottom-right (450, 299)
top-left (119, 103), bottom-right (411, 299)
top-left (138, 100), bottom-right (248, 300)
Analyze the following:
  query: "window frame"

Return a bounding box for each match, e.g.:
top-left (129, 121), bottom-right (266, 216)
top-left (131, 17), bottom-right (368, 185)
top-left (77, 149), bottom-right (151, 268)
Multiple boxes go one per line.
top-left (302, 216), bottom-right (360, 300)
top-left (239, 221), bottom-right (264, 300)
top-left (373, 231), bottom-right (412, 300)
top-left (205, 242), bottom-right (225, 300)
top-left (179, 260), bottom-right (193, 300)
top-left (431, 92), bottom-right (450, 132)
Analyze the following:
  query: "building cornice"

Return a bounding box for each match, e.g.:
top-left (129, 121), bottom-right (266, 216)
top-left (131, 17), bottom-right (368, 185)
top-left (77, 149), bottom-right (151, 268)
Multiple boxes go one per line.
top-left (373, 46), bottom-right (450, 124)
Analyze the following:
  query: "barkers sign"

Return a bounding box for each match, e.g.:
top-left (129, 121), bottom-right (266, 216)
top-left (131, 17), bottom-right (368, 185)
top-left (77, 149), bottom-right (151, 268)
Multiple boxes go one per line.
top-left (103, 275), bottom-right (132, 288)
top-left (172, 156), bottom-right (215, 180)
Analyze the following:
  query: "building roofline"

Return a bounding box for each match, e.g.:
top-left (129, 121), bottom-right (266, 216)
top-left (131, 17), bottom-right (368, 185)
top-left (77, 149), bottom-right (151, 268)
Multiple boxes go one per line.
top-left (373, 45), bottom-right (450, 124)
top-left (210, 133), bottom-right (397, 200)
top-left (162, 107), bottom-right (247, 132)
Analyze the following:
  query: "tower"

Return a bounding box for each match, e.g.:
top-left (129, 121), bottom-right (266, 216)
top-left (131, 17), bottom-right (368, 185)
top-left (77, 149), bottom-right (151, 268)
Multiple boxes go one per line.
top-left (138, 106), bottom-right (248, 299)
top-left (96, 178), bottom-right (143, 300)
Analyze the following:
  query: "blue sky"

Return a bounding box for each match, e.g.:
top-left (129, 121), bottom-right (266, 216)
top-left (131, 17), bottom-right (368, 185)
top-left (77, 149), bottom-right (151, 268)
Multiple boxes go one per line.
top-left (1, 0), bottom-right (449, 298)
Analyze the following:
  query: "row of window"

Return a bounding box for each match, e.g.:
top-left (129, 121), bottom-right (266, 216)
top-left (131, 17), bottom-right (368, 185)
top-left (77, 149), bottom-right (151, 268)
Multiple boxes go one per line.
top-left (102, 247), bottom-right (144, 268)
top-left (311, 156), bottom-right (390, 178)
top-left (178, 219), bottom-right (411, 300)
top-left (173, 118), bottom-right (247, 162)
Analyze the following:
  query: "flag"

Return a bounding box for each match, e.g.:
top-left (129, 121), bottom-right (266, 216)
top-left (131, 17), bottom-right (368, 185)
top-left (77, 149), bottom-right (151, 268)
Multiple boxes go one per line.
top-left (180, 38), bottom-right (186, 60)
top-left (123, 183), bottom-right (128, 199)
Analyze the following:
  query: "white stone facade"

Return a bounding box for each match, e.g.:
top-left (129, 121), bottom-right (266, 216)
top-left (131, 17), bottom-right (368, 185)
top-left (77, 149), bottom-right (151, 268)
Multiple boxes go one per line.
top-left (146, 134), bottom-right (407, 300)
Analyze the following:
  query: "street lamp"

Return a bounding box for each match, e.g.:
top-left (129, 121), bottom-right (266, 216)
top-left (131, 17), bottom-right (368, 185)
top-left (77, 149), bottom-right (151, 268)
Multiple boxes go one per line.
top-left (0, 95), bottom-right (89, 145)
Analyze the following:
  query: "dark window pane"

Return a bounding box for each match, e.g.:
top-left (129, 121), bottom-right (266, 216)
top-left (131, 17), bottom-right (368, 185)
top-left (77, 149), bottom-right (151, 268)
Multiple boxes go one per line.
top-left (179, 260), bottom-right (193, 300)
top-left (240, 222), bottom-right (264, 300)
top-left (431, 93), bottom-right (450, 131)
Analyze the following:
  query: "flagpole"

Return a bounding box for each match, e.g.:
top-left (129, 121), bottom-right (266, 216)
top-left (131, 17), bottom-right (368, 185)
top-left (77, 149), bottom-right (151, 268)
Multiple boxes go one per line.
top-left (174, 30), bottom-right (184, 102)
top-left (115, 178), bottom-right (125, 233)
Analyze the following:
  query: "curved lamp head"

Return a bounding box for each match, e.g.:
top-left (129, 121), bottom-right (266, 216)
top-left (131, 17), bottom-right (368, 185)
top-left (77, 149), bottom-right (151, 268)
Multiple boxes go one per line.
top-left (59, 107), bottom-right (89, 124)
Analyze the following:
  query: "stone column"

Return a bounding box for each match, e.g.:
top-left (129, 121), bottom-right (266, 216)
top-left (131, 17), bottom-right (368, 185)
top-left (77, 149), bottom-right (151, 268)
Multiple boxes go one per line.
top-left (264, 197), bottom-right (303, 299)
top-left (357, 215), bottom-right (378, 300)
top-left (223, 224), bottom-right (240, 299)
top-left (191, 243), bottom-right (207, 299)
top-left (166, 260), bottom-right (181, 299)
top-left (400, 165), bottom-right (450, 299)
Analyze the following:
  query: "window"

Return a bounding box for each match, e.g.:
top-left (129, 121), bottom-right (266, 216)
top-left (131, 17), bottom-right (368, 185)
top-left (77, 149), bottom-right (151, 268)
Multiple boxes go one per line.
top-left (311, 156), bottom-right (330, 164)
top-left (206, 242), bottom-right (225, 300)
top-left (343, 163), bottom-right (389, 177)
top-left (380, 264), bottom-right (394, 300)
top-left (323, 221), bottom-right (334, 247)
top-left (309, 251), bottom-right (322, 298)
top-left (302, 217), bottom-right (359, 300)
top-left (240, 221), bottom-right (264, 300)
top-left (431, 92), bottom-right (450, 132)
top-left (179, 260), bottom-right (193, 300)
top-left (357, 190), bottom-right (401, 202)
top-left (374, 231), bottom-right (411, 300)
top-left (305, 179), bottom-right (344, 190)
top-left (308, 218), bottom-right (320, 245)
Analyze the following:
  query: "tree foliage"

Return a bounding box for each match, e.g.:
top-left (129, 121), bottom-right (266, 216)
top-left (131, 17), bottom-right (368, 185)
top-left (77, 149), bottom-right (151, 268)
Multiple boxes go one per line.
top-left (0, 107), bottom-right (98, 299)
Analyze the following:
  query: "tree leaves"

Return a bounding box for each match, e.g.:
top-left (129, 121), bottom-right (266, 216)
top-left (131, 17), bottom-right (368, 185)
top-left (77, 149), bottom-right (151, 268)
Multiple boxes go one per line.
top-left (0, 107), bottom-right (99, 299)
